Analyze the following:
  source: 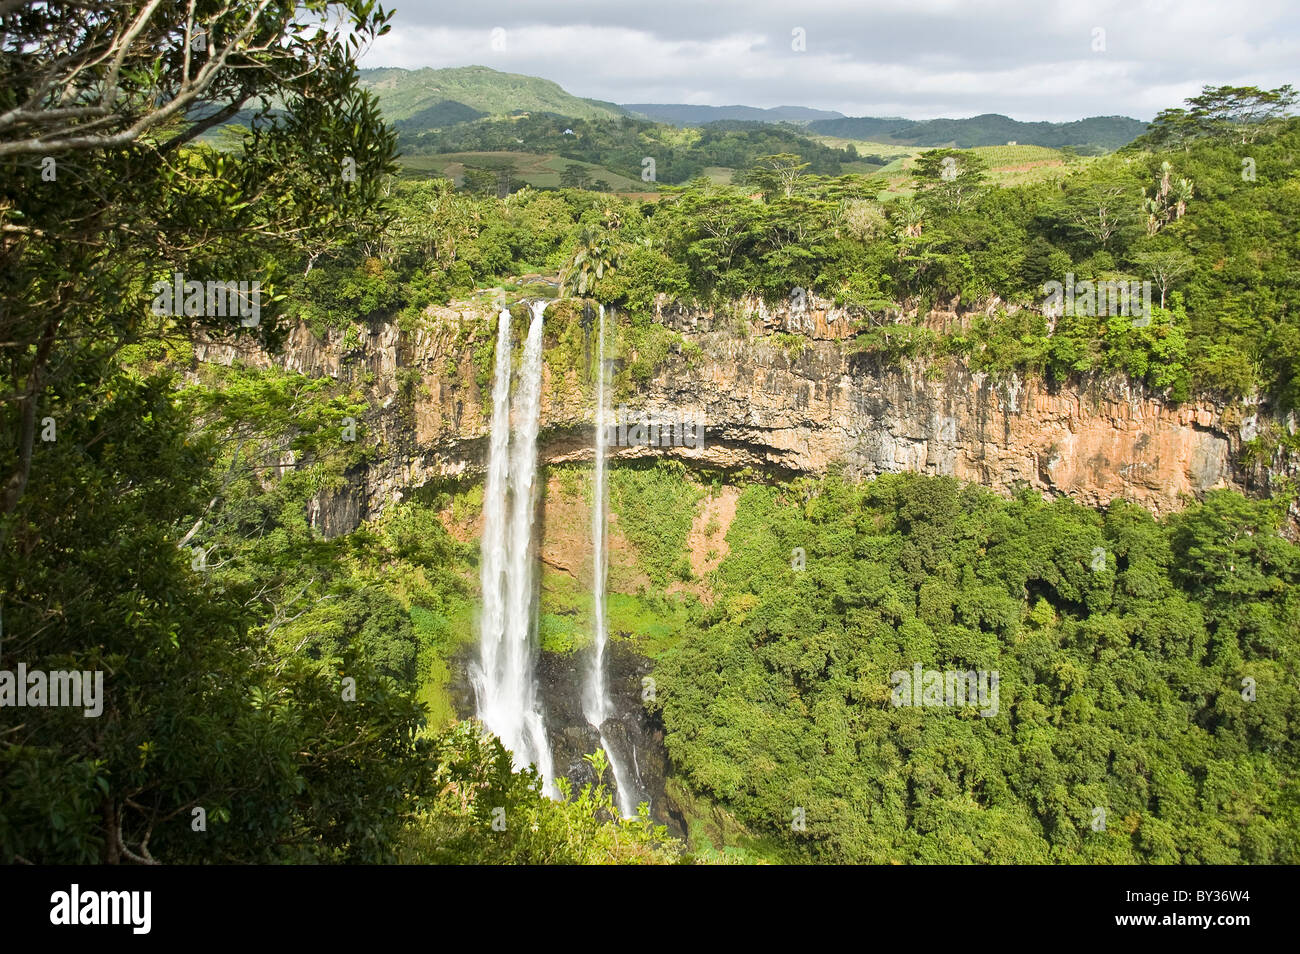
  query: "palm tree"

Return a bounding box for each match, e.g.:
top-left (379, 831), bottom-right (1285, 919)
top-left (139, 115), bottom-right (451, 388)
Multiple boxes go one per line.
top-left (1143, 161), bottom-right (1194, 235)
top-left (560, 227), bottom-right (624, 297)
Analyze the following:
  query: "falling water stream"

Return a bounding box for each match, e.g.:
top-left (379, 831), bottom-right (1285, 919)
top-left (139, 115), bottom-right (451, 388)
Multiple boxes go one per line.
top-left (471, 302), bottom-right (556, 796)
top-left (583, 306), bottom-right (641, 818)
top-left (472, 300), bottom-right (644, 814)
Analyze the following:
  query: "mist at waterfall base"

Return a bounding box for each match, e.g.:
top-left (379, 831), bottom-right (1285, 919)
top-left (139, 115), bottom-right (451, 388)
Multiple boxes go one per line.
top-left (469, 302), bottom-right (650, 819)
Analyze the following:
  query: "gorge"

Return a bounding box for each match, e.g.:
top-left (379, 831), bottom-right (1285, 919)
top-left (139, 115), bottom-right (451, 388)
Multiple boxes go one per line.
top-left (11, 0), bottom-right (1300, 870)
top-left (189, 291), bottom-right (1299, 828)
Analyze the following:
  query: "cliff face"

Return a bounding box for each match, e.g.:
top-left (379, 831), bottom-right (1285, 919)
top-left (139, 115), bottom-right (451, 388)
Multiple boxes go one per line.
top-left (192, 294), bottom-right (1299, 535)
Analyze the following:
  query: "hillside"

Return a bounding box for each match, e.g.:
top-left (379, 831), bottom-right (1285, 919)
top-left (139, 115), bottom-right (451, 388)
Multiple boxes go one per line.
top-left (397, 151), bottom-right (646, 192)
top-left (395, 113), bottom-right (857, 188)
top-left (623, 103), bottom-right (845, 125)
top-left (357, 66), bottom-right (626, 124)
top-left (357, 68), bottom-right (1142, 156)
top-left (809, 112), bottom-right (1147, 152)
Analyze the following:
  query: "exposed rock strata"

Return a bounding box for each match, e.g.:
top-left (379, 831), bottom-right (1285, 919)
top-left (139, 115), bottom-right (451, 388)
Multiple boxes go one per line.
top-left (192, 294), bottom-right (1298, 536)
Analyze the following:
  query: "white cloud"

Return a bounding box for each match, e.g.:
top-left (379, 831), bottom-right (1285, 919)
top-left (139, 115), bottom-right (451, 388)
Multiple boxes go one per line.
top-left (359, 0), bottom-right (1300, 120)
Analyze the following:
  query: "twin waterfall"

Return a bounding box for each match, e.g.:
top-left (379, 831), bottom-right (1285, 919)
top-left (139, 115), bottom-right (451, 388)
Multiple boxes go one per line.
top-left (472, 301), bottom-right (641, 817)
top-left (471, 301), bottom-right (556, 796)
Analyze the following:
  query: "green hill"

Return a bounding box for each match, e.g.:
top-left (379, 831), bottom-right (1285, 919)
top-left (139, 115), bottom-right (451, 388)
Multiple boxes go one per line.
top-left (623, 103), bottom-right (845, 125)
top-left (357, 66), bottom-right (626, 125)
top-left (808, 112), bottom-right (1147, 153)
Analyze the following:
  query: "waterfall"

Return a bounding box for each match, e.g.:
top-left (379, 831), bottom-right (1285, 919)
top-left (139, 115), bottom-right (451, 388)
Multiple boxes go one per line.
top-left (583, 305), bottom-right (641, 818)
top-left (471, 300), bottom-right (644, 813)
top-left (471, 303), bottom-right (556, 796)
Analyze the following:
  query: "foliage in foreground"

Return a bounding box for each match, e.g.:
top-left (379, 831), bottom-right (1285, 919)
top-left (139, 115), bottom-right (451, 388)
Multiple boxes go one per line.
top-left (0, 354), bottom-right (677, 864)
top-left (398, 724), bottom-right (680, 865)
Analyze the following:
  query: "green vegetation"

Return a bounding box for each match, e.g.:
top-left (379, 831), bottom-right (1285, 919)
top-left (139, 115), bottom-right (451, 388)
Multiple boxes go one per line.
top-left (0, 2), bottom-right (675, 866)
top-left (359, 66), bottom-right (626, 123)
top-left (398, 151), bottom-right (644, 193)
top-left (538, 569), bottom-right (593, 655)
top-left (654, 473), bottom-right (1300, 863)
top-left (968, 144), bottom-right (1076, 188)
top-left (400, 113), bottom-right (858, 187)
top-left (807, 112), bottom-right (1147, 152)
top-left (608, 460), bottom-right (707, 589)
top-left (277, 85), bottom-right (1300, 409)
top-left (396, 723), bottom-right (679, 864)
top-left (4, 0), bottom-right (1297, 870)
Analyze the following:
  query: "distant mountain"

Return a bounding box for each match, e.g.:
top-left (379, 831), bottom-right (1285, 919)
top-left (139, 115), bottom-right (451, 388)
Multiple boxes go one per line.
top-left (807, 113), bottom-right (1147, 151)
top-left (357, 66), bottom-right (626, 125)
top-left (622, 104), bottom-right (845, 125)
top-left (354, 67), bottom-right (1144, 152)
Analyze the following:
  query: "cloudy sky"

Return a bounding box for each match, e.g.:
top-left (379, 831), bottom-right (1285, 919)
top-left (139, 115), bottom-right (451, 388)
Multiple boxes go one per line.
top-left (357, 0), bottom-right (1299, 121)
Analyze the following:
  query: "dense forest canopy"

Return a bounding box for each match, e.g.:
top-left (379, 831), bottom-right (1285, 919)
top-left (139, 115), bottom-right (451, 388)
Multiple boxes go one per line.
top-left (656, 473), bottom-right (1300, 863)
top-left (293, 85), bottom-right (1300, 414)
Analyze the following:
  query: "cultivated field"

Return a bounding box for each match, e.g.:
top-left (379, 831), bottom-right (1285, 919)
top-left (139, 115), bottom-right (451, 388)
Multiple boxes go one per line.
top-left (396, 151), bottom-right (646, 191)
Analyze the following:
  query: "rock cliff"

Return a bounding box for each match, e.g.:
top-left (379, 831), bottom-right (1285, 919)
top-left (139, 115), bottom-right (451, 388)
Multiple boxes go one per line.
top-left (192, 293), bottom-right (1299, 535)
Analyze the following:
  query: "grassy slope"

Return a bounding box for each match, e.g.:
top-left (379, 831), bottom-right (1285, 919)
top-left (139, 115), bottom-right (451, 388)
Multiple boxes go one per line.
top-left (358, 66), bottom-right (626, 122)
top-left (397, 151), bottom-right (645, 191)
top-left (839, 142), bottom-right (1091, 199)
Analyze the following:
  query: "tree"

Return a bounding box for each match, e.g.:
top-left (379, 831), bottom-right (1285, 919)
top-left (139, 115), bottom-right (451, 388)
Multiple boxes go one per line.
top-left (840, 198), bottom-right (889, 241)
top-left (560, 225), bottom-right (624, 297)
top-left (0, 0), bottom-right (414, 864)
top-left (1058, 183), bottom-right (1135, 249)
top-left (912, 148), bottom-right (988, 213)
top-left (739, 153), bottom-right (810, 200)
top-left (1142, 85), bottom-right (1298, 147)
top-left (1131, 249), bottom-right (1194, 308)
top-left (1184, 85), bottom-right (1299, 143)
top-left (460, 165), bottom-right (497, 195)
top-left (0, 367), bottom-right (433, 864)
top-left (1, 0), bottom-right (398, 523)
top-left (661, 185), bottom-right (764, 294)
top-left (1142, 161), bottom-right (1193, 235)
top-left (316, 588), bottom-right (420, 685)
top-left (559, 162), bottom-right (593, 190)
top-left (1169, 491), bottom-right (1298, 607)
top-left (384, 178), bottom-right (477, 270)
top-left (657, 472), bottom-right (1300, 864)
top-left (397, 725), bottom-right (680, 864)
top-left (0, 1), bottom-right (387, 157)
top-left (492, 168), bottom-right (523, 198)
